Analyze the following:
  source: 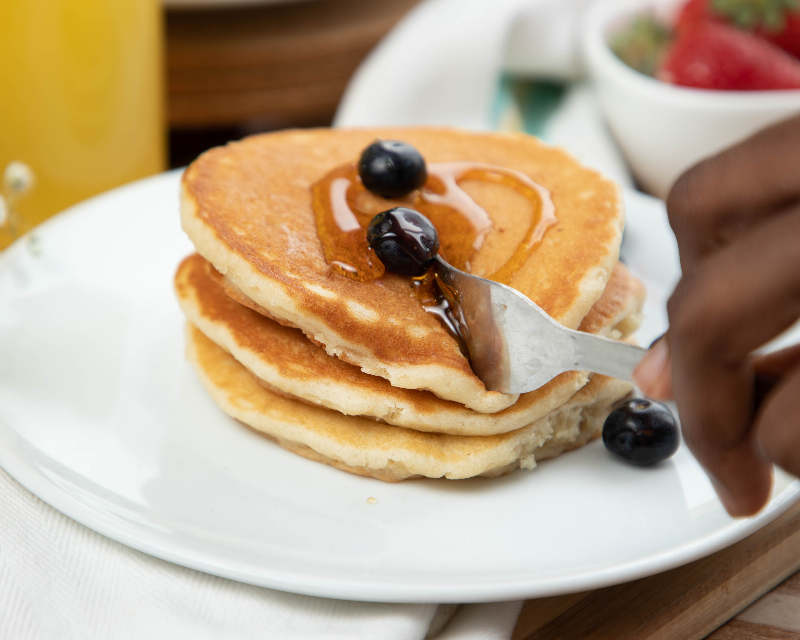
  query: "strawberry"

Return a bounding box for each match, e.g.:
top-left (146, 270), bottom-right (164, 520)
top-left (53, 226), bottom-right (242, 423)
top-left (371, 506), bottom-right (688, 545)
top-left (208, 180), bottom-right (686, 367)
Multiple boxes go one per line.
top-left (676, 0), bottom-right (800, 58)
top-left (659, 22), bottom-right (800, 89)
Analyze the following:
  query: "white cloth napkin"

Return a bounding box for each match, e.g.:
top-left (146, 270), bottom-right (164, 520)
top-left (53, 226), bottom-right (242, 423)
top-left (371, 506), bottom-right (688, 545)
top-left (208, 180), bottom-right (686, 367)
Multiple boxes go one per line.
top-left (0, 467), bottom-right (521, 639)
top-left (335, 0), bottom-right (632, 187)
top-left (1, 1), bottom-right (627, 637)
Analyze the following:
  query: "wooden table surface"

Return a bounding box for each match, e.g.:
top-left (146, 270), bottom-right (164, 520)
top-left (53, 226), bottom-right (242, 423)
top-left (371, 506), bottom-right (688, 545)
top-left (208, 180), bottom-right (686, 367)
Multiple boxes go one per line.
top-left (512, 498), bottom-right (800, 639)
top-left (708, 570), bottom-right (800, 639)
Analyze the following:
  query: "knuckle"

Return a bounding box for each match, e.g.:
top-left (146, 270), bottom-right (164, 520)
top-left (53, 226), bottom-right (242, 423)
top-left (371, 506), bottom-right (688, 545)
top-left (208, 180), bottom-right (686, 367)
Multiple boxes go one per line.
top-left (666, 171), bottom-right (692, 222)
top-left (666, 185), bottom-right (690, 237)
top-left (666, 162), bottom-right (707, 230)
top-left (666, 278), bottom-right (702, 340)
top-left (667, 273), bottom-right (738, 366)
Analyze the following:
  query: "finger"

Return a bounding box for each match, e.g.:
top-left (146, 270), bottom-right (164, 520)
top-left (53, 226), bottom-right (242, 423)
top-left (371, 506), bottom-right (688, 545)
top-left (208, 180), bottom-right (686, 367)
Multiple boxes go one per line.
top-left (633, 345), bottom-right (798, 517)
top-left (643, 206), bottom-right (800, 428)
top-left (633, 341), bottom-right (799, 414)
top-left (667, 115), bottom-right (800, 270)
top-left (669, 204), bottom-right (800, 373)
top-left (754, 363), bottom-right (800, 480)
top-left (666, 208), bottom-right (800, 516)
top-left (706, 440), bottom-right (773, 517)
top-left (670, 332), bottom-right (772, 516)
top-left (637, 343), bottom-right (772, 515)
top-left (633, 337), bottom-right (674, 400)
top-left (753, 343), bottom-right (800, 377)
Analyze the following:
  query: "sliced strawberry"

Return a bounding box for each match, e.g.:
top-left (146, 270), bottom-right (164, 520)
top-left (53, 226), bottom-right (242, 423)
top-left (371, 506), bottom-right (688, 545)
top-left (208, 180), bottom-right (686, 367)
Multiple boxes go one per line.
top-left (659, 22), bottom-right (800, 89)
top-left (676, 0), bottom-right (800, 59)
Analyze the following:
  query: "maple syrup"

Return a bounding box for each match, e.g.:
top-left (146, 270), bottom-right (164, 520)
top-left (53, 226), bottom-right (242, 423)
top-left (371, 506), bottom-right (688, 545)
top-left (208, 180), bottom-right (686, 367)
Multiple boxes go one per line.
top-left (311, 159), bottom-right (557, 348)
top-left (312, 160), bottom-right (555, 283)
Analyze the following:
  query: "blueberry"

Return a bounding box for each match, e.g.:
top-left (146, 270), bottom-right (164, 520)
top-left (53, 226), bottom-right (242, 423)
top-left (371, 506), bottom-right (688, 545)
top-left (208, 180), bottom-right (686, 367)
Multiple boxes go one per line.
top-left (367, 208), bottom-right (439, 277)
top-left (358, 140), bottom-right (427, 198)
top-left (602, 398), bottom-right (679, 466)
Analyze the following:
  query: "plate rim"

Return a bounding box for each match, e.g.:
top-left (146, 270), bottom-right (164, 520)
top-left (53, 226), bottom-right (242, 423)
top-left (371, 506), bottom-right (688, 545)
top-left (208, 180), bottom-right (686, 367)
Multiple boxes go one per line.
top-left (2, 430), bottom-right (797, 603)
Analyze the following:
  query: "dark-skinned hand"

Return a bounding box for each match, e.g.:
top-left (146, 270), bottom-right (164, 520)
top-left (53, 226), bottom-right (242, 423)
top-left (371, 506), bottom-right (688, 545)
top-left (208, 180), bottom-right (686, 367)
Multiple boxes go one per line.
top-left (633, 114), bottom-right (800, 518)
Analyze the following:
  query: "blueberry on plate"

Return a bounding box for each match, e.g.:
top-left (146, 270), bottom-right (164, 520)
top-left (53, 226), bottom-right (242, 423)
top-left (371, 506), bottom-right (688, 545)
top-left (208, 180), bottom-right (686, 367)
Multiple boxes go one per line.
top-left (367, 207), bottom-right (439, 277)
top-left (358, 140), bottom-right (427, 198)
top-left (602, 398), bottom-right (679, 466)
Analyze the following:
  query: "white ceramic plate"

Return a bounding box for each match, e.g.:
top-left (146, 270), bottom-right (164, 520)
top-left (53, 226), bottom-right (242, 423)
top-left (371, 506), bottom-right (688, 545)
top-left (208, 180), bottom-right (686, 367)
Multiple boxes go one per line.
top-left (0, 172), bottom-right (797, 604)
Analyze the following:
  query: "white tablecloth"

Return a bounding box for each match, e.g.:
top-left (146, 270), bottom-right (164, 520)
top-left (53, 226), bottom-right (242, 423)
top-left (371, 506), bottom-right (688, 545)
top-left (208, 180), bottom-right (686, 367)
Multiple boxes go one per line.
top-left (0, 468), bottom-right (522, 639)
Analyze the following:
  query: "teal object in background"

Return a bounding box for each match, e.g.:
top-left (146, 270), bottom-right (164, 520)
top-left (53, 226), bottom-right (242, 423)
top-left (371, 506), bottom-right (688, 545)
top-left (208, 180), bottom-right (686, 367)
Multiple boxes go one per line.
top-left (492, 76), bottom-right (567, 140)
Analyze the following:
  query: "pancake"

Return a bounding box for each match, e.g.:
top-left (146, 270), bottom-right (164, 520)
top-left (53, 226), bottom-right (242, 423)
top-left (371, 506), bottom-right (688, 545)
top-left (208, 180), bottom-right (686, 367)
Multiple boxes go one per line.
top-left (181, 128), bottom-right (624, 413)
top-left (176, 253), bottom-right (645, 436)
top-left (186, 323), bottom-right (633, 481)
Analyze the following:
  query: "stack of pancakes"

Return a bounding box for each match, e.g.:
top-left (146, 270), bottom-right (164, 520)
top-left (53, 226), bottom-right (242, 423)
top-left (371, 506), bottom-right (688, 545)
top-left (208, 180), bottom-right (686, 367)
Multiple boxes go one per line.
top-left (176, 128), bottom-right (645, 481)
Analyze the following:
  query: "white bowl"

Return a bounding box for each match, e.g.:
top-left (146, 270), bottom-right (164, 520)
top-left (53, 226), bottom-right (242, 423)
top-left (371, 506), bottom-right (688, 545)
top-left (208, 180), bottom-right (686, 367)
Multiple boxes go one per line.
top-left (582, 0), bottom-right (800, 198)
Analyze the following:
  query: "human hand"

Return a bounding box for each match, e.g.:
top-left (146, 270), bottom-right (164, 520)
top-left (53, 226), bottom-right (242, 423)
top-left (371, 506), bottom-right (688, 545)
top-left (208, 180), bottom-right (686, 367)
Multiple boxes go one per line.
top-left (633, 114), bottom-right (800, 517)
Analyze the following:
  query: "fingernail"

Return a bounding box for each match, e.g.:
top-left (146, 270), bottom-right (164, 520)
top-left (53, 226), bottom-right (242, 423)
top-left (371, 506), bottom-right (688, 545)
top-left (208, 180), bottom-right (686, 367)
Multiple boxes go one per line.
top-left (633, 338), bottom-right (669, 397)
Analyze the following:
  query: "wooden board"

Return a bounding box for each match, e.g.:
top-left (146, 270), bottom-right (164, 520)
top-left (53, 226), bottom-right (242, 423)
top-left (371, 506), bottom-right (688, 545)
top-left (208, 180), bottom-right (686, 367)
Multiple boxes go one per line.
top-left (168, 76), bottom-right (352, 126)
top-left (512, 498), bottom-right (800, 640)
top-left (168, 48), bottom-right (371, 93)
top-left (707, 571), bottom-right (800, 639)
top-left (166, 0), bottom-right (416, 69)
top-left (165, 0), bottom-right (420, 127)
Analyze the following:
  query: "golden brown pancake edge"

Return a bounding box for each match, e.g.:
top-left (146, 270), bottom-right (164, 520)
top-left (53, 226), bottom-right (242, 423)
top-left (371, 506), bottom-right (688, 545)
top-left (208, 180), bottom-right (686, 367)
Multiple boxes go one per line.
top-left (185, 323), bottom-right (634, 481)
top-left (175, 253), bottom-right (645, 436)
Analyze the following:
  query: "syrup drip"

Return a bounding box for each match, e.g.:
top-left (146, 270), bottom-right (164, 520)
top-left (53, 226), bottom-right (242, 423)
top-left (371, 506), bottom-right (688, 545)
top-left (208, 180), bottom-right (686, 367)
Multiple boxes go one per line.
top-left (311, 159), bottom-right (557, 347)
top-left (431, 162), bottom-right (556, 285)
top-left (412, 268), bottom-right (472, 358)
top-left (311, 165), bottom-right (385, 281)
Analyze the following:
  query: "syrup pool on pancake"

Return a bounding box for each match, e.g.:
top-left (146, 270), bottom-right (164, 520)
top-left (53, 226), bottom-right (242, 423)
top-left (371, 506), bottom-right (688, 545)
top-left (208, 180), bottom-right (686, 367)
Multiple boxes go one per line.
top-left (311, 140), bottom-right (559, 353)
top-left (311, 140), bottom-right (558, 285)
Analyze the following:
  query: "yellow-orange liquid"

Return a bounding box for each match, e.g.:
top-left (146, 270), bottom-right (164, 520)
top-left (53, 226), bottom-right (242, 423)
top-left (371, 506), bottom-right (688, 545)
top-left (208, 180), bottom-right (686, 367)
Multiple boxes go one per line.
top-left (0, 0), bottom-right (164, 249)
top-left (312, 160), bottom-right (557, 353)
top-left (311, 161), bottom-right (556, 284)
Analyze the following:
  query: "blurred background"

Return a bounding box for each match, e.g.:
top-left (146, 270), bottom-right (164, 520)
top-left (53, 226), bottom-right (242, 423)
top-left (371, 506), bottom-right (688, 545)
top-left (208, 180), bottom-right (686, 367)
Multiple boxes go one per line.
top-left (3, 0), bottom-right (799, 250)
top-left (0, 0), bottom-right (420, 249)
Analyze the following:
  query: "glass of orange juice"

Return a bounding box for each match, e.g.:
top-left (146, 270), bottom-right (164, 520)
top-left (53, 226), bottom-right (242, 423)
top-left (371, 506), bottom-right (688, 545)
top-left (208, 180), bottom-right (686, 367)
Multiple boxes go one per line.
top-left (0, 0), bottom-right (164, 249)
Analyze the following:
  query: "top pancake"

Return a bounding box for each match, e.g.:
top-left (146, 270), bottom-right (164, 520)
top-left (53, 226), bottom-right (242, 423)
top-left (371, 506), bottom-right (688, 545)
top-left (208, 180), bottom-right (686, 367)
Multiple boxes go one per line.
top-left (181, 128), bottom-right (624, 412)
